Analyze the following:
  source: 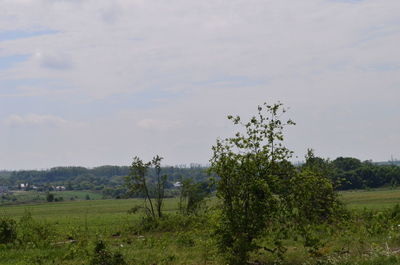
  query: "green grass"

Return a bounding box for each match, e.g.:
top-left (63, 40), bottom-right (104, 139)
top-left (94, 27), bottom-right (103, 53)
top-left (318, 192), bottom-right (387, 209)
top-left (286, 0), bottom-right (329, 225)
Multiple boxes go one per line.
top-left (1, 187), bottom-right (400, 231)
top-left (1, 189), bottom-right (400, 264)
top-left (0, 190), bottom-right (103, 205)
top-left (0, 198), bottom-right (182, 235)
top-left (53, 190), bottom-right (103, 200)
top-left (0, 197), bottom-right (216, 265)
top-left (339, 188), bottom-right (400, 210)
top-left (1, 188), bottom-right (400, 235)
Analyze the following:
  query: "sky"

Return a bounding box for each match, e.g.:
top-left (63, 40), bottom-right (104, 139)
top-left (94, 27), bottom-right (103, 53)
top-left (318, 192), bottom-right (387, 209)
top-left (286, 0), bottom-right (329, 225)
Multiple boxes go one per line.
top-left (0, 0), bottom-right (399, 170)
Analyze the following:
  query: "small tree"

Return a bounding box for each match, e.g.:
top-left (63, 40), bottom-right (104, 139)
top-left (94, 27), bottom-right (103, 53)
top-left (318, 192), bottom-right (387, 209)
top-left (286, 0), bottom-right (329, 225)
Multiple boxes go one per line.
top-left (179, 178), bottom-right (210, 215)
top-left (153, 155), bottom-right (167, 218)
top-left (210, 102), bottom-right (295, 264)
top-left (46, 193), bottom-right (54, 202)
top-left (125, 155), bottom-right (167, 220)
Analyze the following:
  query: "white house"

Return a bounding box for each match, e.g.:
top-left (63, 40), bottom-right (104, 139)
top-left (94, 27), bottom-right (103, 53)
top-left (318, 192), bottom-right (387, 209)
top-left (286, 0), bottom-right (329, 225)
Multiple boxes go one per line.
top-left (173, 181), bottom-right (182, 188)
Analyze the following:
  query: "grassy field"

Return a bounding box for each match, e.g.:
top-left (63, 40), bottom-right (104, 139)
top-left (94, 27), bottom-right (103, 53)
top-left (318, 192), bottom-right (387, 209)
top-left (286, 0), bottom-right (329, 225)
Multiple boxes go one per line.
top-left (339, 188), bottom-right (400, 210)
top-left (0, 198), bottom-right (181, 235)
top-left (0, 188), bottom-right (397, 238)
top-left (0, 197), bottom-right (215, 265)
top-left (1, 189), bottom-right (400, 264)
top-left (2, 188), bottom-right (399, 221)
top-left (0, 190), bottom-right (103, 205)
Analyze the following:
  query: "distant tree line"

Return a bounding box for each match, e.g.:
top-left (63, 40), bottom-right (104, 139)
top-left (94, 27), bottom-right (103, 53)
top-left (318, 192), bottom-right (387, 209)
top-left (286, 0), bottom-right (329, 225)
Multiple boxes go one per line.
top-left (0, 158), bottom-right (399, 193)
top-left (302, 156), bottom-right (400, 190)
top-left (0, 165), bottom-right (212, 197)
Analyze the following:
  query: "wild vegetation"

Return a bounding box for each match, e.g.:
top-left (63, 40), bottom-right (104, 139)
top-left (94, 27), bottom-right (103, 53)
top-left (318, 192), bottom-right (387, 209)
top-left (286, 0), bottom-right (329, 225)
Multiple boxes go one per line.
top-left (1, 102), bottom-right (400, 264)
top-left (0, 193), bottom-right (400, 264)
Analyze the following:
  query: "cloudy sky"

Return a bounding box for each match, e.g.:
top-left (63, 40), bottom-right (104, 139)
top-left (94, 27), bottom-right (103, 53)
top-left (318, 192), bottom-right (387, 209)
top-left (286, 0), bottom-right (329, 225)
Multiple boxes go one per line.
top-left (0, 0), bottom-right (399, 169)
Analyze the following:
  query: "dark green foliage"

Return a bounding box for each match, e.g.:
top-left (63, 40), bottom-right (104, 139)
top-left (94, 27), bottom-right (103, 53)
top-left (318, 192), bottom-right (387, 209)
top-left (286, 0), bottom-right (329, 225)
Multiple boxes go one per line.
top-left (2, 158), bottom-right (400, 195)
top-left (6, 164), bottom-right (211, 195)
top-left (125, 155), bottom-right (167, 220)
top-left (289, 150), bottom-right (343, 224)
top-left (210, 103), bottom-right (344, 264)
top-left (176, 232), bottom-right (195, 247)
top-left (0, 212), bottom-right (56, 247)
top-left (102, 186), bottom-right (128, 199)
top-left (17, 211), bottom-right (53, 247)
top-left (54, 196), bottom-right (64, 202)
top-left (153, 155), bottom-right (167, 218)
top-left (333, 157), bottom-right (363, 172)
top-left (90, 240), bottom-right (127, 265)
top-left (46, 193), bottom-right (54, 202)
top-left (330, 158), bottom-right (400, 190)
top-left (210, 102), bottom-right (296, 264)
top-left (179, 178), bottom-right (210, 215)
top-left (0, 217), bottom-right (17, 244)
top-left (126, 156), bottom-right (156, 219)
top-left (289, 169), bottom-right (340, 223)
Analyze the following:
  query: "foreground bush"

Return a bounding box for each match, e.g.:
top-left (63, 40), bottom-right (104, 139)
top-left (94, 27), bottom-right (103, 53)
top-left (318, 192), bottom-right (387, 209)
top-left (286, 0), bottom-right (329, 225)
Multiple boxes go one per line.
top-left (17, 211), bottom-right (54, 248)
top-left (90, 240), bottom-right (127, 265)
top-left (210, 103), bottom-right (342, 264)
top-left (0, 217), bottom-right (17, 244)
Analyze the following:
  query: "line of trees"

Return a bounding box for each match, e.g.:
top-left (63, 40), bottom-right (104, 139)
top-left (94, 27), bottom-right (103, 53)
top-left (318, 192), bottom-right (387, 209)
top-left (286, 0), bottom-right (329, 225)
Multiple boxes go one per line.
top-left (0, 156), bottom-right (399, 194)
top-left (0, 166), bottom-right (211, 193)
top-left (304, 156), bottom-right (400, 190)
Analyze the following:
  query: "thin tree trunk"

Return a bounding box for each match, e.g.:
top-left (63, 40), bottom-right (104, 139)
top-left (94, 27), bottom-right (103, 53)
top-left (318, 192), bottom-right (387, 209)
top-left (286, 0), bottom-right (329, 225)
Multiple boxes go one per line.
top-left (142, 178), bottom-right (156, 219)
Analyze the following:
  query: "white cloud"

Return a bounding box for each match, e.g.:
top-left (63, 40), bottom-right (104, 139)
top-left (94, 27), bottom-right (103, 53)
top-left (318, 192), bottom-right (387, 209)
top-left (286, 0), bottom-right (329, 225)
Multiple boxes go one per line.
top-left (0, 0), bottom-right (400, 168)
top-left (4, 113), bottom-right (69, 127)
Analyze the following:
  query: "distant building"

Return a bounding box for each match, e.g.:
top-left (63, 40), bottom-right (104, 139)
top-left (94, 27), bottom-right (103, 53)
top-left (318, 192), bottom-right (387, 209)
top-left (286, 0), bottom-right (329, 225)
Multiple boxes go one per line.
top-left (19, 183), bottom-right (28, 190)
top-left (173, 181), bottom-right (182, 188)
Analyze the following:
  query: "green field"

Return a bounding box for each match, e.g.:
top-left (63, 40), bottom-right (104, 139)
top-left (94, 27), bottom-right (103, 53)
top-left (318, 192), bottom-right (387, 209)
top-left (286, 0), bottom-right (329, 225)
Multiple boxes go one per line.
top-left (0, 197), bottom-right (215, 265)
top-left (0, 190), bottom-right (103, 206)
top-left (3, 188), bottom-right (400, 223)
top-left (340, 188), bottom-right (400, 209)
top-left (0, 188), bottom-right (398, 236)
top-left (1, 189), bottom-right (400, 264)
top-left (0, 198), bottom-right (180, 235)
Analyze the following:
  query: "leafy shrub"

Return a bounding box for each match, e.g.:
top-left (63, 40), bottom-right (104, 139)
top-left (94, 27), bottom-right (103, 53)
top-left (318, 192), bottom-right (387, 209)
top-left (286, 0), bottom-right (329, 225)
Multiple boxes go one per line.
top-left (46, 193), bottom-right (54, 202)
top-left (63, 225), bottom-right (90, 260)
top-left (0, 217), bottom-right (17, 244)
top-left (17, 211), bottom-right (53, 247)
top-left (90, 240), bottom-right (127, 265)
top-left (210, 103), bottom-right (296, 264)
top-left (176, 232), bottom-right (195, 247)
top-left (289, 169), bottom-right (341, 224)
top-left (54, 196), bottom-right (64, 202)
top-left (178, 178), bottom-right (210, 215)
